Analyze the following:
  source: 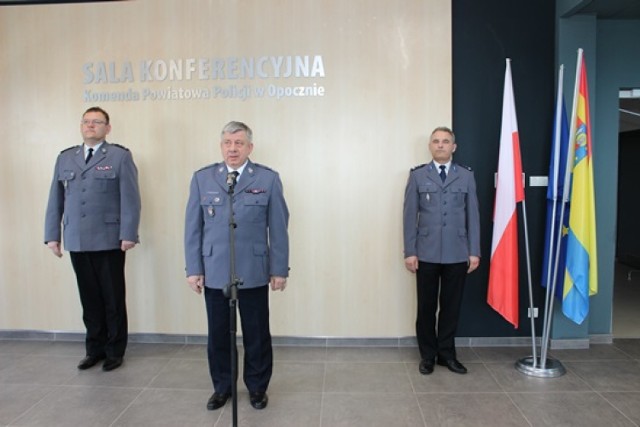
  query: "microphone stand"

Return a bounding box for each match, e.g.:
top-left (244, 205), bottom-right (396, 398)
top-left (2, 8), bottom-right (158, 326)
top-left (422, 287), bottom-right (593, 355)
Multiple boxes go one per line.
top-left (223, 175), bottom-right (242, 427)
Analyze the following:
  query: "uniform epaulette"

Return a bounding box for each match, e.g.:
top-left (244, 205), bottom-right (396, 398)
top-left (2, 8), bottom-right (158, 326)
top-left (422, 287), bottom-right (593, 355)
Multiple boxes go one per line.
top-left (253, 162), bottom-right (274, 172)
top-left (456, 163), bottom-right (473, 171)
top-left (111, 143), bottom-right (130, 151)
top-left (60, 145), bottom-right (79, 154)
top-left (196, 163), bottom-right (219, 172)
top-left (411, 163), bottom-right (427, 171)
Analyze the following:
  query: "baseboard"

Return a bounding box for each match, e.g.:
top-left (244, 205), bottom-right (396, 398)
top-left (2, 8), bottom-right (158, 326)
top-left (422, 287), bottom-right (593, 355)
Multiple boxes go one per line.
top-left (0, 329), bottom-right (613, 349)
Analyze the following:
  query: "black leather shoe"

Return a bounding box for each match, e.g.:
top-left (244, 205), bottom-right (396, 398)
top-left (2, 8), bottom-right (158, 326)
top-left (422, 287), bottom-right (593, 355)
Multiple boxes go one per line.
top-left (249, 392), bottom-right (268, 410)
top-left (77, 355), bottom-right (105, 370)
top-left (437, 358), bottom-right (467, 374)
top-left (102, 357), bottom-right (123, 372)
top-left (419, 359), bottom-right (435, 375)
top-left (207, 392), bottom-right (230, 410)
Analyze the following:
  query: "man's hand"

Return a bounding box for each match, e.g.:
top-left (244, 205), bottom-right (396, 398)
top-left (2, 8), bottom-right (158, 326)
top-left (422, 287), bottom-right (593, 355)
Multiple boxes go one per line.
top-left (467, 256), bottom-right (480, 273)
top-left (404, 256), bottom-right (418, 274)
top-left (270, 276), bottom-right (287, 291)
top-left (121, 240), bottom-right (136, 251)
top-left (47, 241), bottom-right (63, 258)
top-left (187, 275), bottom-right (205, 294)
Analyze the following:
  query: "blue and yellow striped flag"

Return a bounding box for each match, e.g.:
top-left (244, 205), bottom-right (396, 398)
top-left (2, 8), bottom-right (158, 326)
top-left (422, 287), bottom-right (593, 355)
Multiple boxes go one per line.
top-left (562, 49), bottom-right (598, 324)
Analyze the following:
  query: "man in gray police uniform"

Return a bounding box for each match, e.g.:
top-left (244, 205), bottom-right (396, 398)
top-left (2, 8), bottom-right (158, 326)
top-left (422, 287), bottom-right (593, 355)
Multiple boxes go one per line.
top-left (403, 126), bottom-right (480, 375)
top-left (184, 121), bottom-right (289, 411)
top-left (44, 106), bottom-right (141, 372)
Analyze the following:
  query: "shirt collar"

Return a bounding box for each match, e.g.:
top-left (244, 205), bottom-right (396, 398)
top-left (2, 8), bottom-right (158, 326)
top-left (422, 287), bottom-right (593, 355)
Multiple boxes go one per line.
top-left (85, 141), bottom-right (104, 156)
top-left (227, 160), bottom-right (249, 179)
top-left (433, 160), bottom-right (451, 173)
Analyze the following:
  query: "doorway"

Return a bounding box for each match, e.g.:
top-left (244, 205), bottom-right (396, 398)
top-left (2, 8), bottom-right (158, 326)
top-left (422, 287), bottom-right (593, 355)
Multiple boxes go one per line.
top-left (613, 89), bottom-right (640, 338)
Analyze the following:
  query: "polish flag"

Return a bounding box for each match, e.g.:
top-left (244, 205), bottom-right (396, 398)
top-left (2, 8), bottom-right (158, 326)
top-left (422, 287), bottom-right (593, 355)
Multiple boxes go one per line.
top-left (487, 59), bottom-right (524, 328)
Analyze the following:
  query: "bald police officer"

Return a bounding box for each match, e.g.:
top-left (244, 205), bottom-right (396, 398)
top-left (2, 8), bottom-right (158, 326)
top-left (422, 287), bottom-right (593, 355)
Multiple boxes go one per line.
top-left (45, 106), bottom-right (141, 372)
top-left (403, 126), bottom-right (480, 375)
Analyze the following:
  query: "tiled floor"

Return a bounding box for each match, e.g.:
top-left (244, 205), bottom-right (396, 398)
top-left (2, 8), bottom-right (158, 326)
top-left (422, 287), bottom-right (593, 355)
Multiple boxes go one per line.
top-left (1, 261), bottom-right (638, 427)
top-left (2, 340), bottom-right (640, 426)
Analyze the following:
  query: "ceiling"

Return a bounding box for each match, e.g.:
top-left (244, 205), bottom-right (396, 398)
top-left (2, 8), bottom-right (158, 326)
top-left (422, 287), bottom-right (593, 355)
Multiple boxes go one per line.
top-left (563, 0), bottom-right (640, 19)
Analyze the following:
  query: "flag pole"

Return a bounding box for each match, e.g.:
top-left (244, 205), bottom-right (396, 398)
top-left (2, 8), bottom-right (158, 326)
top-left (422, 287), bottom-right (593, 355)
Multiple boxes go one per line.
top-left (540, 64), bottom-right (565, 367)
top-left (520, 198), bottom-right (537, 363)
top-left (516, 61), bottom-right (576, 378)
top-left (539, 64), bottom-right (570, 373)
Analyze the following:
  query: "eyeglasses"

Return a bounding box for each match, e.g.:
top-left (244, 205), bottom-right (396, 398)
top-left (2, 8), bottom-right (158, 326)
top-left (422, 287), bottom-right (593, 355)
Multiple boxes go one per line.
top-left (81, 119), bottom-right (107, 126)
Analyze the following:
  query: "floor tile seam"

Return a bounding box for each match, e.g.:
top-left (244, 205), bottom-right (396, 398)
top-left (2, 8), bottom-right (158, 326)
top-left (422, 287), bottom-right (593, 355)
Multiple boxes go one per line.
top-left (464, 346), bottom-right (483, 364)
top-left (553, 357), bottom-right (636, 362)
top-left (505, 390), bottom-right (608, 395)
top-left (412, 386), bottom-right (429, 427)
top-left (123, 355), bottom-right (183, 360)
top-left (502, 389), bottom-right (535, 427)
top-left (143, 357), bottom-right (174, 389)
top-left (321, 390), bottom-right (439, 396)
top-left (107, 387), bottom-right (146, 427)
top-left (158, 357), bottom-right (207, 361)
top-left (413, 390), bottom-right (511, 395)
top-left (3, 384), bottom-right (60, 427)
top-left (559, 365), bottom-right (604, 392)
top-left (37, 383), bottom-right (146, 391)
top-left (19, 353), bottom-right (80, 360)
top-left (322, 360), bottom-right (413, 365)
top-left (609, 345), bottom-right (640, 359)
top-left (595, 390), bottom-right (640, 427)
top-left (481, 361), bottom-right (510, 393)
top-left (612, 342), bottom-right (640, 360)
top-left (318, 360), bottom-right (327, 427)
top-left (506, 390), bottom-right (638, 427)
top-left (140, 386), bottom-right (213, 392)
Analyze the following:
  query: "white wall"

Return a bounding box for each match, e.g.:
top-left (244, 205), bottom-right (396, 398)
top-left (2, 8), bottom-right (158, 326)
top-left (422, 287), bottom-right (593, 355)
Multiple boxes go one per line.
top-left (0, 0), bottom-right (451, 337)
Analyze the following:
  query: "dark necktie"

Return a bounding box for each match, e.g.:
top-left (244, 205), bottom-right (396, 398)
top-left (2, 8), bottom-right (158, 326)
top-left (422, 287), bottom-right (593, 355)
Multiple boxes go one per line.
top-left (85, 148), bottom-right (94, 164)
top-left (439, 165), bottom-right (446, 183)
top-left (226, 170), bottom-right (239, 189)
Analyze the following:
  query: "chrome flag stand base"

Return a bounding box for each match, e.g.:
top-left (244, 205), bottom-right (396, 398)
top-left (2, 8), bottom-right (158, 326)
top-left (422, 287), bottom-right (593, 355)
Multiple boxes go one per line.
top-left (516, 356), bottom-right (566, 378)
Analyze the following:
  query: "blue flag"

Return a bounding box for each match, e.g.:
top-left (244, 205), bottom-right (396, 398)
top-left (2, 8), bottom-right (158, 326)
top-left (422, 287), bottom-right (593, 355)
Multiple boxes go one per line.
top-left (541, 76), bottom-right (569, 299)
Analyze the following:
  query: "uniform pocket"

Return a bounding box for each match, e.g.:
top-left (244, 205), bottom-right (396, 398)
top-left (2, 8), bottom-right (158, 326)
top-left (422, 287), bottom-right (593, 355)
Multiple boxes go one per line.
top-left (58, 170), bottom-right (76, 194)
top-left (104, 213), bottom-right (120, 224)
top-left (202, 243), bottom-right (213, 257)
top-left (200, 195), bottom-right (224, 221)
top-left (418, 184), bottom-right (437, 204)
top-left (451, 186), bottom-right (468, 206)
top-left (94, 171), bottom-right (117, 192)
top-left (244, 195), bottom-right (268, 222)
top-left (253, 243), bottom-right (269, 276)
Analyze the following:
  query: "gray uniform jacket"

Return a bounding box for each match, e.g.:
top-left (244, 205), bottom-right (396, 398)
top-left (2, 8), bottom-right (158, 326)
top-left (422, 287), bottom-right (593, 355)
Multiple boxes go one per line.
top-left (184, 160), bottom-right (289, 289)
top-left (44, 141), bottom-right (141, 252)
top-left (403, 161), bottom-right (480, 264)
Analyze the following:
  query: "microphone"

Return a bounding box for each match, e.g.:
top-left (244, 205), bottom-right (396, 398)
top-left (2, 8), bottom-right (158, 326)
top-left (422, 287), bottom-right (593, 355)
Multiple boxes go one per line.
top-left (226, 171), bottom-right (238, 190)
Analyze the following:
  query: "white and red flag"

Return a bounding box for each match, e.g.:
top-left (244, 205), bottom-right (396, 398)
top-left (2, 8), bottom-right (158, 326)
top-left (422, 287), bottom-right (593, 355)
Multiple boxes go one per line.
top-left (487, 59), bottom-right (525, 328)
